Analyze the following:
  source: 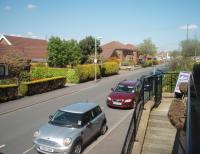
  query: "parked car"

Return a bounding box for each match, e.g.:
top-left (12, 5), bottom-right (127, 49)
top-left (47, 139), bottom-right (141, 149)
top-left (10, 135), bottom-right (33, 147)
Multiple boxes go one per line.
top-left (33, 102), bottom-right (107, 154)
top-left (107, 80), bottom-right (142, 109)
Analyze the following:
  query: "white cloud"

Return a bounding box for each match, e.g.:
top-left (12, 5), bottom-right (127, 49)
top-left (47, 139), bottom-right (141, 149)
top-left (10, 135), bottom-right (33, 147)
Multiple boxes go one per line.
top-left (4, 6), bottom-right (11, 11)
top-left (27, 32), bottom-right (37, 38)
top-left (27, 4), bottom-right (37, 9)
top-left (180, 24), bottom-right (198, 30)
top-left (27, 32), bottom-right (34, 36)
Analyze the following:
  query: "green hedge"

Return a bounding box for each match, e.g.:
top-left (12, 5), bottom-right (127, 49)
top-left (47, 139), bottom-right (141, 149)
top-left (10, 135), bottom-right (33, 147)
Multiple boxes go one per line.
top-left (77, 64), bottom-right (100, 82)
top-left (142, 60), bottom-right (153, 67)
top-left (20, 77), bottom-right (66, 96)
top-left (31, 67), bottom-right (68, 79)
top-left (0, 84), bottom-right (18, 102)
top-left (66, 69), bottom-right (79, 83)
top-left (101, 62), bottom-right (119, 76)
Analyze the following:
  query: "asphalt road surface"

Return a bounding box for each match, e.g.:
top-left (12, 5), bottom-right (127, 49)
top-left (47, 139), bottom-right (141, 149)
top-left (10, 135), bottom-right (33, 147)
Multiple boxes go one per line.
top-left (0, 65), bottom-right (167, 154)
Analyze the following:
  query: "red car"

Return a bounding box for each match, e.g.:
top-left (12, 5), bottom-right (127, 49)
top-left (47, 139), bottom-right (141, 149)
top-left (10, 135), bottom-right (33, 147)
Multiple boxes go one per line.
top-left (107, 80), bottom-right (142, 109)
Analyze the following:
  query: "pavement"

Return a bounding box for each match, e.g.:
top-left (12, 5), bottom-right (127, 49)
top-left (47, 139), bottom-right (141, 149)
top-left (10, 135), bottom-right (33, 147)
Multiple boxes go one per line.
top-left (132, 93), bottom-right (177, 154)
top-left (142, 94), bottom-right (176, 154)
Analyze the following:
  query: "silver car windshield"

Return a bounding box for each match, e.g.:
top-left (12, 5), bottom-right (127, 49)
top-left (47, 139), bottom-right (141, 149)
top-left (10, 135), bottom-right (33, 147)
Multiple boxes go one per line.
top-left (115, 85), bottom-right (134, 93)
top-left (49, 110), bottom-right (83, 128)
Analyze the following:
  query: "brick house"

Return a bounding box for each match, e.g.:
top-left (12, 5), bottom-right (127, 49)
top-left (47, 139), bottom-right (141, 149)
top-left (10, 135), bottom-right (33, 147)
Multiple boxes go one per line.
top-left (0, 35), bottom-right (48, 77)
top-left (101, 41), bottom-right (138, 64)
top-left (0, 35), bottom-right (48, 62)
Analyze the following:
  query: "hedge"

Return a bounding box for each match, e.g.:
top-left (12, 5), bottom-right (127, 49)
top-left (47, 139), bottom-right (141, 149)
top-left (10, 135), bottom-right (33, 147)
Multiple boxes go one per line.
top-left (142, 60), bottom-right (153, 67)
top-left (31, 67), bottom-right (68, 79)
top-left (19, 77), bottom-right (66, 96)
top-left (66, 69), bottom-right (79, 83)
top-left (76, 64), bottom-right (101, 82)
top-left (101, 62), bottom-right (119, 77)
top-left (0, 84), bottom-right (18, 102)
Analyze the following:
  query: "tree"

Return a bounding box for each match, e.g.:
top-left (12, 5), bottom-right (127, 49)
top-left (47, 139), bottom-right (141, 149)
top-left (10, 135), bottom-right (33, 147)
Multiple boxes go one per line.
top-left (47, 36), bottom-right (64, 67)
top-left (47, 36), bottom-right (82, 67)
top-left (137, 38), bottom-right (157, 56)
top-left (170, 50), bottom-right (181, 58)
top-left (180, 39), bottom-right (200, 57)
top-left (62, 39), bottom-right (82, 67)
top-left (79, 36), bottom-right (102, 63)
top-left (0, 51), bottom-right (30, 77)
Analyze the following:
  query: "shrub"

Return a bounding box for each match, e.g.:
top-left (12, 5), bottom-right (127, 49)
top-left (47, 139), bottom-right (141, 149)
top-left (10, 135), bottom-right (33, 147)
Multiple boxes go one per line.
top-left (0, 84), bottom-right (18, 102)
top-left (19, 71), bottom-right (31, 82)
top-left (121, 60), bottom-right (129, 66)
top-left (31, 62), bottom-right (47, 67)
top-left (0, 78), bottom-right (17, 85)
top-left (76, 64), bottom-right (100, 82)
top-left (142, 60), bottom-right (153, 67)
top-left (101, 62), bottom-right (119, 77)
top-left (19, 77), bottom-right (66, 96)
top-left (31, 67), bottom-right (68, 79)
top-left (152, 60), bottom-right (159, 65)
top-left (106, 57), bottom-right (120, 64)
top-left (66, 69), bottom-right (79, 83)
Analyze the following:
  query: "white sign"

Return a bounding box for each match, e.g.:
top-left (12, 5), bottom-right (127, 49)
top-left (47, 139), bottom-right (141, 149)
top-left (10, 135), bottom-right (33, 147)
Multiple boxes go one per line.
top-left (174, 72), bottom-right (191, 93)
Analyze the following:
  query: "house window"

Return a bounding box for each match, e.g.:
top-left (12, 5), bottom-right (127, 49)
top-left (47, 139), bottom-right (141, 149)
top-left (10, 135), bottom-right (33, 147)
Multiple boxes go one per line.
top-left (0, 65), bottom-right (5, 77)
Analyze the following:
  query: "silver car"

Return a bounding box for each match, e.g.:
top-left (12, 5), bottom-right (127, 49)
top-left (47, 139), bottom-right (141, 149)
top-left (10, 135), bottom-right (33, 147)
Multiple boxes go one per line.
top-left (33, 102), bottom-right (107, 154)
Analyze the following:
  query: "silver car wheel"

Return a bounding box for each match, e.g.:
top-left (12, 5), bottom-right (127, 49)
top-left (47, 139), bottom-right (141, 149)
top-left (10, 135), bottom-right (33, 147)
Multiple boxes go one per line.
top-left (100, 123), bottom-right (107, 135)
top-left (73, 142), bottom-right (82, 154)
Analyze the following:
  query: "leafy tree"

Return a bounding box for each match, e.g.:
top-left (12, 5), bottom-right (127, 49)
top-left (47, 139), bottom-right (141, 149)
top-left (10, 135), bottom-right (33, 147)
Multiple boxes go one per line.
top-left (47, 36), bottom-right (64, 67)
top-left (170, 50), bottom-right (181, 58)
top-left (62, 39), bottom-right (82, 67)
top-left (137, 38), bottom-right (157, 56)
top-left (47, 37), bottom-right (82, 67)
top-left (79, 36), bottom-right (102, 63)
top-left (0, 51), bottom-right (30, 77)
top-left (180, 39), bottom-right (200, 57)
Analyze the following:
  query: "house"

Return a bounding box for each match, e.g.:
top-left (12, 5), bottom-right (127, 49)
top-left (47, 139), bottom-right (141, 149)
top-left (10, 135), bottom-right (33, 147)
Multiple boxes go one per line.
top-left (0, 35), bottom-right (48, 63)
top-left (155, 51), bottom-right (170, 62)
top-left (101, 41), bottom-right (138, 64)
top-left (0, 35), bottom-right (48, 77)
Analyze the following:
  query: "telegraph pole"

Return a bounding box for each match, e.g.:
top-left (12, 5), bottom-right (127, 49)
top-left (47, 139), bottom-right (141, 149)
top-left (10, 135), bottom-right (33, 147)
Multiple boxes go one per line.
top-left (187, 24), bottom-right (189, 41)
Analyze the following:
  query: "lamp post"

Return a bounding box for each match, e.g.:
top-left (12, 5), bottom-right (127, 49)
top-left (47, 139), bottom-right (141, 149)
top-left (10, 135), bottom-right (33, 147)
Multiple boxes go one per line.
top-left (94, 37), bottom-right (102, 82)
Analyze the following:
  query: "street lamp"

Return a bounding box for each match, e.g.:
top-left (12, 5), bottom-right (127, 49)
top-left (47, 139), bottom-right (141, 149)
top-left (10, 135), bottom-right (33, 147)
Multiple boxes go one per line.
top-left (94, 37), bottom-right (102, 82)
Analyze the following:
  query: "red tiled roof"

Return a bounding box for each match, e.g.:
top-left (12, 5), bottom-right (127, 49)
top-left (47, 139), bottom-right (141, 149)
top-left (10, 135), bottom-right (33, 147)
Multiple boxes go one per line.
top-left (101, 41), bottom-right (136, 59)
top-left (0, 35), bottom-right (48, 61)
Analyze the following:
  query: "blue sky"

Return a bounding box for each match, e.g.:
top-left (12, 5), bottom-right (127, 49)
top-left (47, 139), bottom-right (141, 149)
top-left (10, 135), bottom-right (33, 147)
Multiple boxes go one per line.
top-left (1, 0), bottom-right (200, 51)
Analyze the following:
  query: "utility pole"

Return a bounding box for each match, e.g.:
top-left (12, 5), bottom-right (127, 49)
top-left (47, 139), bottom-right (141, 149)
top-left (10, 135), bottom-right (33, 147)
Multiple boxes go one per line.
top-left (187, 24), bottom-right (189, 41)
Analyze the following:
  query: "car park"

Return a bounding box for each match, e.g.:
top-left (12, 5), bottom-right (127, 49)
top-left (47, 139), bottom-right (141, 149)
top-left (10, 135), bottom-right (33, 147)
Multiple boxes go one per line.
top-left (107, 80), bottom-right (142, 109)
top-left (33, 102), bottom-right (107, 154)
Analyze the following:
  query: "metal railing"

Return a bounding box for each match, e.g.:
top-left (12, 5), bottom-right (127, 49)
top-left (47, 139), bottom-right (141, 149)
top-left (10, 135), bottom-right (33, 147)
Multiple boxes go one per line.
top-left (121, 74), bottom-right (163, 154)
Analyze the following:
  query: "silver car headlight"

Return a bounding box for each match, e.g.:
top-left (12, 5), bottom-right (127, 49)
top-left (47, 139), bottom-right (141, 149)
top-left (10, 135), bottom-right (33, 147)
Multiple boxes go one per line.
top-left (63, 138), bottom-right (72, 146)
top-left (34, 130), bottom-right (40, 138)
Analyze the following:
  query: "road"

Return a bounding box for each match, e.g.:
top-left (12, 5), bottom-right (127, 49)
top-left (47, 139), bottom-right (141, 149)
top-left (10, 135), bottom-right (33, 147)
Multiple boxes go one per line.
top-left (0, 65), bottom-right (166, 154)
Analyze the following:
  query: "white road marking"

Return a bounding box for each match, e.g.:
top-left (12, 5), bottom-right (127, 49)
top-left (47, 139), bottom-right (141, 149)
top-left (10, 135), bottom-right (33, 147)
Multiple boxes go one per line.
top-left (84, 109), bottom-right (133, 154)
top-left (0, 144), bottom-right (6, 149)
top-left (22, 147), bottom-right (33, 154)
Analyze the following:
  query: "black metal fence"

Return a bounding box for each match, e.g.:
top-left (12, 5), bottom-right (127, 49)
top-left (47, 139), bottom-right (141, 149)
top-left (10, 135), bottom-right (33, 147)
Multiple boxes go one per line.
top-left (121, 74), bottom-right (163, 154)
